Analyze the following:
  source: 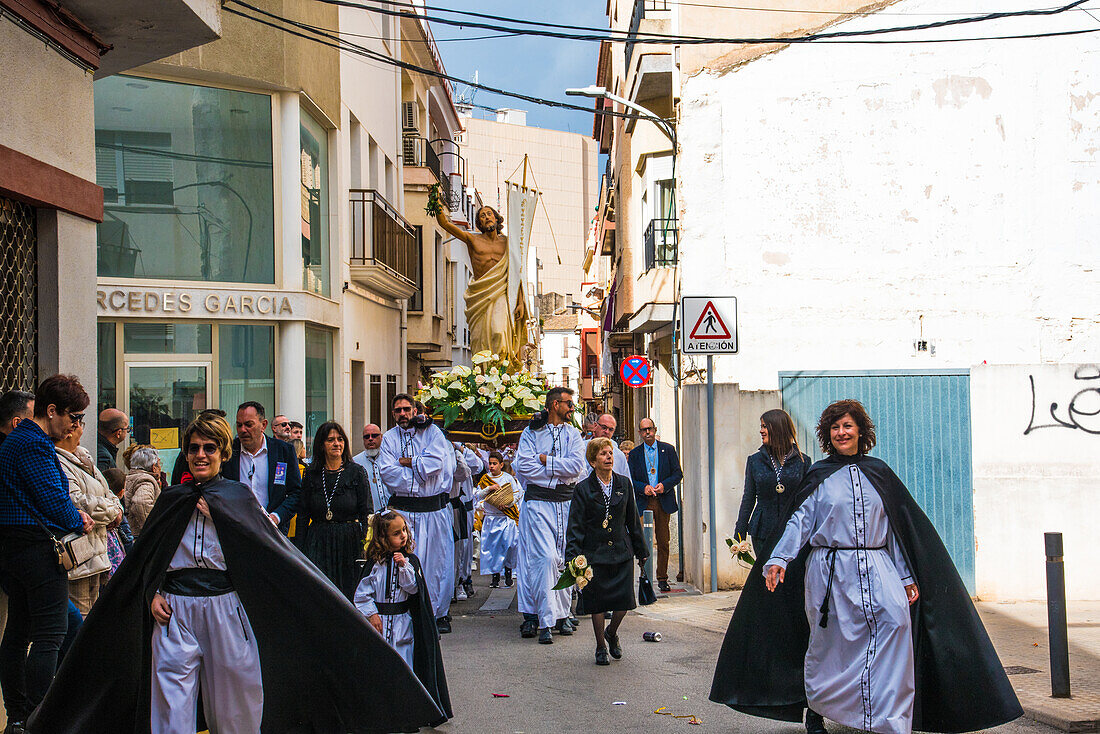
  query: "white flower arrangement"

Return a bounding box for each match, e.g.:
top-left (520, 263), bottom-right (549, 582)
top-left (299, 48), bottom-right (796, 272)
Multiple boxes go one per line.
top-left (417, 350), bottom-right (550, 430)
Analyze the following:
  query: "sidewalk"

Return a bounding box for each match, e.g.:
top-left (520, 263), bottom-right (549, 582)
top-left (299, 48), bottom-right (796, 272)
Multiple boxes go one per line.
top-left (636, 588), bottom-right (1100, 733)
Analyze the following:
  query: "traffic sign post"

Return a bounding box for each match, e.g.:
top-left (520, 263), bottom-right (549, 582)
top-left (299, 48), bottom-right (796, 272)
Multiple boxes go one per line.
top-left (619, 354), bottom-right (652, 388)
top-left (681, 296), bottom-right (738, 354)
top-left (678, 296), bottom-right (738, 592)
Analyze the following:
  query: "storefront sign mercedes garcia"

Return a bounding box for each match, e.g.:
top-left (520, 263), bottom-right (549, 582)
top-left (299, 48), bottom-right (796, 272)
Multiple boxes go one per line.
top-left (680, 296), bottom-right (738, 354)
top-left (97, 286), bottom-right (296, 318)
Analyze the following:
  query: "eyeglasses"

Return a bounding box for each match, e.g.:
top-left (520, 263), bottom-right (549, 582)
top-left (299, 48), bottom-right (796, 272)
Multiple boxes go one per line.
top-left (640, 426), bottom-right (656, 432)
top-left (557, 400), bottom-right (575, 408)
top-left (363, 433), bottom-right (381, 439)
top-left (187, 442), bottom-right (219, 456)
top-left (67, 411), bottom-right (85, 426)
top-left (597, 423), bottom-right (614, 430)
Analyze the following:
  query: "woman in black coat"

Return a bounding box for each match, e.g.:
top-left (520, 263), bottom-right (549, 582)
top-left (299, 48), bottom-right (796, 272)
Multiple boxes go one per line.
top-left (298, 421), bottom-right (372, 599)
top-left (734, 409), bottom-right (811, 562)
top-left (565, 437), bottom-right (649, 666)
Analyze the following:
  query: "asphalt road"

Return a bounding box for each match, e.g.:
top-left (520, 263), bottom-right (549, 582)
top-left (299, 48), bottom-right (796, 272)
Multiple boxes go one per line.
top-left (428, 577), bottom-right (1061, 734)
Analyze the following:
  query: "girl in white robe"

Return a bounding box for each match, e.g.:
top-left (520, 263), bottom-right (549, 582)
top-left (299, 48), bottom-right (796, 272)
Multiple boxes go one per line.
top-left (355, 510), bottom-right (419, 668)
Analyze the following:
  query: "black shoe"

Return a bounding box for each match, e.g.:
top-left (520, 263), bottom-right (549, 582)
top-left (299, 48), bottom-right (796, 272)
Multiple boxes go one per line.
top-left (555, 619), bottom-right (573, 636)
top-left (436, 616), bottom-right (451, 634)
top-left (504, 568), bottom-right (513, 587)
top-left (595, 647), bottom-right (610, 665)
top-left (520, 615), bottom-right (538, 638)
top-left (4, 722), bottom-right (27, 734)
top-left (538, 627), bottom-right (554, 644)
top-left (658, 580), bottom-right (672, 593)
top-left (490, 573), bottom-right (500, 588)
top-left (605, 627), bottom-right (622, 659)
top-left (805, 709), bottom-right (827, 734)
top-left (463, 577), bottom-right (476, 598)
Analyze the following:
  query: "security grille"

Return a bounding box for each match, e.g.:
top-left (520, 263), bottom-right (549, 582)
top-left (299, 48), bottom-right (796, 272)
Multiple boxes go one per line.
top-left (0, 197), bottom-right (37, 392)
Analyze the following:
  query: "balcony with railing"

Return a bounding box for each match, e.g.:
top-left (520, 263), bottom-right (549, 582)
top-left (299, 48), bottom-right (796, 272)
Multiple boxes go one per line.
top-left (643, 218), bottom-right (678, 270)
top-left (349, 189), bottom-right (418, 299)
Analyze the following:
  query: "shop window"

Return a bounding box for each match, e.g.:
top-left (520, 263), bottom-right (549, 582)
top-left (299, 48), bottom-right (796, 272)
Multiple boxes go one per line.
top-left (94, 75), bottom-right (275, 284)
top-left (219, 325), bottom-right (275, 415)
top-left (97, 323), bottom-right (116, 413)
top-left (123, 323), bottom-right (211, 354)
top-left (300, 111), bottom-right (330, 297)
top-left (305, 327), bottom-right (333, 446)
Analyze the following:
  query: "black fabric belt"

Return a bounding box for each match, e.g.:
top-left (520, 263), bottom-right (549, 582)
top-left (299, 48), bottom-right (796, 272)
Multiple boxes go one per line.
top-left (524, 483), bottom-right (576, 503)
top-left (388, 493), bottom-right (451, 513)
top-left (376, 600), bottom-right (411, 616)
top-left (162, 568), bottom-right (235, 597)
top-left (813, 544), bottom-right (887, 628)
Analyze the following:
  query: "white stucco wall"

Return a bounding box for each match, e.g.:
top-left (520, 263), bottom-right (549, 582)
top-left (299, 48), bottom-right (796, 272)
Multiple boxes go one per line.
top-left (972, 363), bottom-right (1100, 601)
top-left (677, 0), bottom-right (1100, 392)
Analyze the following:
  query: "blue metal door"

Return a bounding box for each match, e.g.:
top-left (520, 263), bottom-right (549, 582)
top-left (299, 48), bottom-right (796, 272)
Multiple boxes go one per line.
top-left (779, 370), bottom-right (975, 593)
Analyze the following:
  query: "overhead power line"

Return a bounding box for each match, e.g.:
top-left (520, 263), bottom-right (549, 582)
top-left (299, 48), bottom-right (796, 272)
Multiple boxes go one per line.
top-left (224, 0), bottom-right (1100, 123)
top-left (311, 0), bottom-right (1093, 46)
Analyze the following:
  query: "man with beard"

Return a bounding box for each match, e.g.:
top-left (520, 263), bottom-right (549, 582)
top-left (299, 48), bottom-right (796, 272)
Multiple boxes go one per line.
top-left (28, 413), bottom-right (445, 734)
top-left (436, 204), bottom-right (529, 362)
top-left (379, 395), bottom-right (457, 633)
top-left (513, 387), bottom-right (587, 644)
top-left (352, 423), bottom-right (387, 510)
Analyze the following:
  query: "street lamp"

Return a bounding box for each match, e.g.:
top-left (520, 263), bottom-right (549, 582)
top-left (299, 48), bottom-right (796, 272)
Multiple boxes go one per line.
top-left (565, 86), bottom-right (676, 146)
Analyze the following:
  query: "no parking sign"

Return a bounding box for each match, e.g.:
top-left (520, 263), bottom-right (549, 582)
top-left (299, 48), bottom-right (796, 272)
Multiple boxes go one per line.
top-left (619, 355), bottom-right (652, 388)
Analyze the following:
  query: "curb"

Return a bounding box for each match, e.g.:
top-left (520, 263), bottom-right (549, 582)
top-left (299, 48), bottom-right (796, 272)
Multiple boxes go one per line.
top-left (1023, 705), bottom-right (1100, 733)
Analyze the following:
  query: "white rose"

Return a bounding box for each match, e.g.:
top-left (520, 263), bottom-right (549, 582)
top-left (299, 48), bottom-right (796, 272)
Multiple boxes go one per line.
top-left (575, 576), bottom-right (588, 591)
top-left (478, 385), bottom-right (493, 396)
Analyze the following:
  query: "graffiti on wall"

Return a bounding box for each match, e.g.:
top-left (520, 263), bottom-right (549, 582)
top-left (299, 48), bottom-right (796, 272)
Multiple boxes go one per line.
top-left (1025, 365), bottom-right (1100, 435)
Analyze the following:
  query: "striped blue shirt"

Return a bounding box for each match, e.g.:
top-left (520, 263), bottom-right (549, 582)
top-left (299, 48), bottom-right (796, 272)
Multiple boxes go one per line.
top-left (0, 419), bottom-right (82, 534)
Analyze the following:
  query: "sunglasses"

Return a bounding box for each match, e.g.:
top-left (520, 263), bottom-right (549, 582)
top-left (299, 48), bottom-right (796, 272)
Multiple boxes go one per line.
top-left (67, 411), bottom-right (85, 425)
top-left (186, 442), bottom-right (219, 456)
top-left (363, 433), bottom-right (381, 439)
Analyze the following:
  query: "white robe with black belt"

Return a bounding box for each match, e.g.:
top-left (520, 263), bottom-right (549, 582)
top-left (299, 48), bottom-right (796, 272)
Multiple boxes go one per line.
top-left (766, 462), bottom-right (915, 734)
top-left (379, 424), bottom-right (456, 619)
top-left (513, 423), bottom-right (587, 629)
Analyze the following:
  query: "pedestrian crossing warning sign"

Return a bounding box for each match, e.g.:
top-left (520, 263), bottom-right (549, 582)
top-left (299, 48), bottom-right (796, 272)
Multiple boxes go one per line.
top-left (681, 296), bottom-right (738, 354)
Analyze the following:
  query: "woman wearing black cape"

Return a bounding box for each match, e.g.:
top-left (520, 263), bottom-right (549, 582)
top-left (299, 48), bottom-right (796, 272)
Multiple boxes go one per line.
top-left (710, 399), bottom-right (1021, 734)
top-left (28, 413), bottom-right (445, 733)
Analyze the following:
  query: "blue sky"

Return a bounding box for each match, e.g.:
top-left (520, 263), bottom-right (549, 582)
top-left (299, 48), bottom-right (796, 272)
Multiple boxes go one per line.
top-left (431, 0), bottom-right (606, 134)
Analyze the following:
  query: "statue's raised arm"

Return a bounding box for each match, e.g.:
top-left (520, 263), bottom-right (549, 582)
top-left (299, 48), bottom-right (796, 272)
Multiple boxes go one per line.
top-left (436, 207), bottom-right (473, 247)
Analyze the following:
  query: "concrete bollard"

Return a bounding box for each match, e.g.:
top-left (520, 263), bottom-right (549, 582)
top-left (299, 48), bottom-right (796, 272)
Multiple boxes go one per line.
top-left (642, 509), bottom-right (656, 586)
top-left (1044, 532), bottom-right (1071, 698)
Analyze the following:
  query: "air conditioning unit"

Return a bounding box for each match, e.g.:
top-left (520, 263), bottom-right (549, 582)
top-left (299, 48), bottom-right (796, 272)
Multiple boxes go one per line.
top-left (402, 102), bottom-right (419, 133)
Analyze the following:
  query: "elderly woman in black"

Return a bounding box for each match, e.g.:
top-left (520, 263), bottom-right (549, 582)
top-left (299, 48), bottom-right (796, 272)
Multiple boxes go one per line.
top-left (298, 421), bottom-right (372, 599)
top-left (565, 437), bottom-right (648, 666)
top-left (734, 409), bottom-right (811, 562)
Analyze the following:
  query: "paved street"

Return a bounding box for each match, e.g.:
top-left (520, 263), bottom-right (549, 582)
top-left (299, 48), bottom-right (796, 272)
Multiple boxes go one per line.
top-left (432, 575), bottom-right (1065, 734)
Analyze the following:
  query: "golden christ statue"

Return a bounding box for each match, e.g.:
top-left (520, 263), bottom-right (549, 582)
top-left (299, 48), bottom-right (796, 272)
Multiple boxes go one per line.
top-left (437, 204), bottom-right (530, 363)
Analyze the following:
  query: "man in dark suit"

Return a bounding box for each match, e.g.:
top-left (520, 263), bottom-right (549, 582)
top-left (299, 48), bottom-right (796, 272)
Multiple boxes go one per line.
top-left (170, 403), bottom-right (300, 535)
top-left (627, 417), bottom-right (682, 592)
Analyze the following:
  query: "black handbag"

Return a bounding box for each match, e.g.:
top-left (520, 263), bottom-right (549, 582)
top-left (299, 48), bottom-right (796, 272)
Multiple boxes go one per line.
top-left (638, 571), bottom-right (657, 606)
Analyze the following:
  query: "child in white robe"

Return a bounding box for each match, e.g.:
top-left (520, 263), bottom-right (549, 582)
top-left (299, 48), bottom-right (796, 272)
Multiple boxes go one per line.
top-left (475, 451), bottom-right (522, 588)
top-left (355, 510), bottom-right (419, 668)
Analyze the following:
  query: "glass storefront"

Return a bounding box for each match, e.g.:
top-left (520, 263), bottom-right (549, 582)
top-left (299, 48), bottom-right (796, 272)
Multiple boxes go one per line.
top-left (300, 111), bottom-right (329, 296)
top-left (94, 76), bottom-right (275, 284)
top-left (304, 327), bottom-right (333, 445)
top-left (99, 321), bottom-right (276, 466)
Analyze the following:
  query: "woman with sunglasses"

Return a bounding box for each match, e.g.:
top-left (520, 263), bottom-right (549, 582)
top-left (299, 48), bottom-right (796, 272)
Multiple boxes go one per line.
top-left (30, 413), bottom-right (446, 734)
top-left (297, 421), bottom-right (372, 599)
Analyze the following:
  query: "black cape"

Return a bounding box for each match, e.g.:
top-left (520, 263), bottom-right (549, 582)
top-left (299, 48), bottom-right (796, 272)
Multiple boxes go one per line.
top-left (29, 477), bottom-right (445, 733)
top-left (403, 553), bottom-right (452, 721)
top-left (710, 453), bottom-right (1023, 733)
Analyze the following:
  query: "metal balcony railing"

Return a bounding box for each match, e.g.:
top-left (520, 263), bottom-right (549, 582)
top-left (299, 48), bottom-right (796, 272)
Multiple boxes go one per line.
top-left (349, 189), bottom-right (417, 284)
top-left (625, 0), bottom-right (671, 68)
top-left (402, 135), bottom-right (441, 184)
top-left (643, 218), bottom-right (678, 270)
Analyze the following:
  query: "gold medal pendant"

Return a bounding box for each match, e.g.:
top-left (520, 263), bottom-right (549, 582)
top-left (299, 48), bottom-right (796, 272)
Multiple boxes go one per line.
top-left (326, 509), bottom-right (334, 521)
top-left (776, 483), bottom-right (785, 494)
top-left (602, 518), bottom-right (609, 529)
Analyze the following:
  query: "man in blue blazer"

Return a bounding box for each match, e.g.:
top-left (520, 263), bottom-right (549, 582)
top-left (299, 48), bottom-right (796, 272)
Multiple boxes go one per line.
top-left (170, 403), bottom-right (301, 535)
top-left (627, 417), bottom-right (683, 592)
